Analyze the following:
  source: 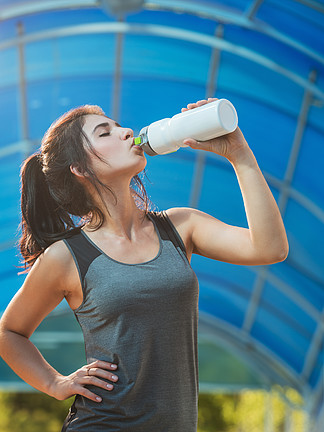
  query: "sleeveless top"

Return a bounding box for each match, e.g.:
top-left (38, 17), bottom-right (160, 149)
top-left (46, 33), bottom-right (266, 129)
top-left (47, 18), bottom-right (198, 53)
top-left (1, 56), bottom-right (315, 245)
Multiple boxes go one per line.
top-left (61, 211), bottom-right (199, 432)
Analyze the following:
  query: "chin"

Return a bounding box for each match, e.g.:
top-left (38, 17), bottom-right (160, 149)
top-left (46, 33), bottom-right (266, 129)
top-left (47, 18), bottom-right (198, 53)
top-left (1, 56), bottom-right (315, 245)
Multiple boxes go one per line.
top-left (135, 158), bottom-right (147, 174)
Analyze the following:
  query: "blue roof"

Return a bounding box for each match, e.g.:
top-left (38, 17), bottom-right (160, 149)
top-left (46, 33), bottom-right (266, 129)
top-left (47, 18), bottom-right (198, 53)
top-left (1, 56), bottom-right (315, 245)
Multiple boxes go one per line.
top-left (0, 0), bottom-right (323, 424)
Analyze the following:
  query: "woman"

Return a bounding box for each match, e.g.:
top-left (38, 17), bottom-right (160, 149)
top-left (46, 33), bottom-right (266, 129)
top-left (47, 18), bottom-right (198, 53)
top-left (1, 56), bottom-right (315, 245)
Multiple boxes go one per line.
top-left (0, 98), bottom-right (288, 431)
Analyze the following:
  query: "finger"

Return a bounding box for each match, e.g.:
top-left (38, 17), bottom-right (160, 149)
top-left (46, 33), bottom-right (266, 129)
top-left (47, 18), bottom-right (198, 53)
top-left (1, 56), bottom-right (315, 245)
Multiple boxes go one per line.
top-left (195, 99), bottom-right (208, 106)
top-left (88, 367), bottom-right (119, 383)
top-left (88, 360), bottom-right (118, 370)
top-left (75, 385), bottom-right (103, 403)
top-left (207, 97), bottom-right (218, 102)
top-left (85, 376), bottom-right (115, 391)
top-left (183, 138), bottom-right (198, 147)
top-left (181, 108), bottom-right (188, 112)
top-left (183, 138), bottom-right (214, 152)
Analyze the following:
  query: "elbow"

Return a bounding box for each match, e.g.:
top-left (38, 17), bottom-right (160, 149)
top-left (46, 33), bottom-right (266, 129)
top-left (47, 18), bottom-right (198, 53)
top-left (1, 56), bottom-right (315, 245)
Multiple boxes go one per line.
top-left (263, 242), bottom-right (289, 265)
top-left (273, 247), bottom-right (289, 263)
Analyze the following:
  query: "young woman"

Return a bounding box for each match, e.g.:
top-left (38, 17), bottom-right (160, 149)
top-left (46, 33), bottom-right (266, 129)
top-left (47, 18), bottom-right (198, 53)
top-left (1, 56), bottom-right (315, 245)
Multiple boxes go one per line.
top-left (0, 98), bottom-right (288, 431)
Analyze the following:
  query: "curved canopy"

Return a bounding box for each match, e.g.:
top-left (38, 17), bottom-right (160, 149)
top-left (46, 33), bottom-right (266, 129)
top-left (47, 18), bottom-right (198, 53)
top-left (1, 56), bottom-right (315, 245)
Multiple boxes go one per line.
top-left (0, 0), bottom-right (323, 425)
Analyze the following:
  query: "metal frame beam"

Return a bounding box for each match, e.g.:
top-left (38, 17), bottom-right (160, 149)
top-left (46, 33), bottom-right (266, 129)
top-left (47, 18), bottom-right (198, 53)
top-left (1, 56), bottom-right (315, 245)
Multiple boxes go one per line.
top-left (2, 0), bottom-right (323, 67)
top-left (242, 266), bottom-right (268, 333)
top-left (145, 0), bottom-right (324, 66)
top-left (16, 22), bottom-right (29, 147)
top-left (0, 22), bottom-right (322, 99)
top-left (244, 0), bottom-right (264, 20)
top-left (278, 70), bottom-right (317, 217)
top-left (189, 23), bottom-right (223, 209)
top-left (0, 0), bottom-right (98, 21)
top-left (301, 307), bottom-right (324, 380)
top-left (199, 311), bottom-right (310, 394)
top-left (111, 16), bottom-right (124, 122)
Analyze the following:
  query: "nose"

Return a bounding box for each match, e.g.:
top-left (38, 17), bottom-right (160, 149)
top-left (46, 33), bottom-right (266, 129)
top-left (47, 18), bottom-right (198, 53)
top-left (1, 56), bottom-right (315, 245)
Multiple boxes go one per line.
top-left (121, 128), bottom-right (133, 140)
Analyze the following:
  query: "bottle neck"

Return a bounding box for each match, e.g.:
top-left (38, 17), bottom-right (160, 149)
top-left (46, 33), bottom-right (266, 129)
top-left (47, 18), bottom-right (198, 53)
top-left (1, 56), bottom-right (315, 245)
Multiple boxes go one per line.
top-left (139, 126), bottom-right (158, 156)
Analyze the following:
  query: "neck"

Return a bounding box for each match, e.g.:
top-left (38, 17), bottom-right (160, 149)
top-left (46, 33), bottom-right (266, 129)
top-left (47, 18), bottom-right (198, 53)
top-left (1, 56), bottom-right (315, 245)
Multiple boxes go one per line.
top-left (86, 182), bottom-right (146, 239)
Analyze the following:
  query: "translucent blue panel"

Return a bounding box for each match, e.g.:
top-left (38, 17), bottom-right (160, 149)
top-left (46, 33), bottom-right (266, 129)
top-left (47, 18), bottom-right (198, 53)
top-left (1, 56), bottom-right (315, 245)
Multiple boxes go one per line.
top-left (251, 291), bottom-right (315, 372)
top-left (0, 86), bottom-right (20, 145)
top-left (252, 281), bottom-right (317, 373)
top-left (0, 48), bottom-right (18, 87)
top-left (0, 216), bottom-right (19, 241)
top-left (56, 35), bottom-right (116, 77)
top-left (192, 254), bottom-right (256, 299)
top-left (25, 40), bottom-right (57, 81)
top-left (284, 199), bottom-right (324, 283)
top-left (0, 153), bottom-right (21, 240)
top-left (208, 0), bottom-right (246, 10)
top-left (217, 78), bottom-right (298, 180)
top-left (27, 77), bottom-right (113, 140)
top-left (261, 281), bottom-right (317, 339)
top-left (145, 151), bottom-right (195, 209)
top-left (308, 103), bottom-right (324, 135)
top-left (0, 0), bottom-right (21, 6)
top-left (0, 247), bottom-right (19, 274)
top-left (25, 35), bottom-right (115, 80)
top-left (199, 276), bottom-right (247, 328)
top-left (21, 9), bottom-right (112, 34)
top-left (0, 248), bottom-right (23, 310)
top-left (127, 8), bottom-right (217, 35)
top-left (120, 77), bottom-right (206, 132)
top-left (258, 1), bottom-right (324, 54)
top-left (224, 24), bottom-right (314, 78)
top-left (0, 14), bottom-right (17, 40)
top-left (218, 51), bottom-right (304, 119)
top-left (123, 35), bottom-right (211, 85)
top-left (271, 262), bottom-right (324, 312)
top-left (292, 125), bottom-right (324, 211)
top-left (309, 338), bottom-right (324, 389)
top-left (198, 157), bottom-right (247, 228)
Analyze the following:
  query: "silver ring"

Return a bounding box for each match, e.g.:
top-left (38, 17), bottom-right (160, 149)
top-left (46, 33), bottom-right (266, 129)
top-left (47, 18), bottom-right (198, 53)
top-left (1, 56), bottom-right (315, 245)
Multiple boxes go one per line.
top-left (87, 368), bottom-right (91, 376)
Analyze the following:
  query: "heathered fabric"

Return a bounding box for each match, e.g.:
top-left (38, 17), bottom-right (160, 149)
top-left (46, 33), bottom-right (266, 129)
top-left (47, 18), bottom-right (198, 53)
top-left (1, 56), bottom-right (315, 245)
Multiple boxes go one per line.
top-left (61, 211), bottom-right (199, 432)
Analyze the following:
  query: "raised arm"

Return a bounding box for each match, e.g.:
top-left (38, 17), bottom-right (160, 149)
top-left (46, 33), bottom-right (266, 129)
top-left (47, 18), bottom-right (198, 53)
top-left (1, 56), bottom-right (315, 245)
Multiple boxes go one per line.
top-left (166, 98), bottom-right (289, 266)
top-left (0, 241), bottom-right (118, 402)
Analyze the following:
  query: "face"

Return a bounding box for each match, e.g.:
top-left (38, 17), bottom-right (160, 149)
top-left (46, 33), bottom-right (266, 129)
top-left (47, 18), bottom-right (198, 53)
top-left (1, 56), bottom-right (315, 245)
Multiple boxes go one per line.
top-left (81, 114), bottom-right (146, 182)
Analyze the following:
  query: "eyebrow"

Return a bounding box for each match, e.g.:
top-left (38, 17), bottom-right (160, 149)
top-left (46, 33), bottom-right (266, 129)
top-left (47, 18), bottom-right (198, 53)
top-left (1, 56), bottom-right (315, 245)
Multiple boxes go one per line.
top-left (92, 121), bottom-right (121, 135)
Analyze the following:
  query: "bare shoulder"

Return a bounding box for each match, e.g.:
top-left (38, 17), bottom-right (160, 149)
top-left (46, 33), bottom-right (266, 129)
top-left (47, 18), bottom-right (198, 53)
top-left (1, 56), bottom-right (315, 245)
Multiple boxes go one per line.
top-left (42, 239), bottom-right (73, 267)
top-left (164, 207), bottom-right (194, 231)
top-left (164, 206), bottom-right (206, 228)
top-left (30, 239), bottom-right (77, 295)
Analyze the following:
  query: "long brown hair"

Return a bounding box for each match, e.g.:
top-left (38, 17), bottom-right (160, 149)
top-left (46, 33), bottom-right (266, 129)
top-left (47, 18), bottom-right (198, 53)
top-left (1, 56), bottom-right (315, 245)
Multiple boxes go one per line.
top-left (19, 105), bottom-right (150, 270)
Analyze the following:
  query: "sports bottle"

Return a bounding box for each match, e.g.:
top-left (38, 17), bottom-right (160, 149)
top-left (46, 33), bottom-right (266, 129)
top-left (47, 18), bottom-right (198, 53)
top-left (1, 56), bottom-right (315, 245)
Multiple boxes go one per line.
top-left (134, 99), bottom-right (238, 156)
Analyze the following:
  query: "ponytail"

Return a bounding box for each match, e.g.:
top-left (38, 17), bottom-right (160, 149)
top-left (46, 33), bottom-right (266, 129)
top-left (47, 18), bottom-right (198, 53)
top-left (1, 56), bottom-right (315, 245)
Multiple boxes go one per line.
top-left (19, 153), bottom-right (78, 270)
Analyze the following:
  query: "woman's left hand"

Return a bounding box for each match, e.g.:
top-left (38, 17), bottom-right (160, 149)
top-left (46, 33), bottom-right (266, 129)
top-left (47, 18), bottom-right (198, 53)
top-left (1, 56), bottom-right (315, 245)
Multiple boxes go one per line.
top-left (181, 98), bottom-right (248, 162)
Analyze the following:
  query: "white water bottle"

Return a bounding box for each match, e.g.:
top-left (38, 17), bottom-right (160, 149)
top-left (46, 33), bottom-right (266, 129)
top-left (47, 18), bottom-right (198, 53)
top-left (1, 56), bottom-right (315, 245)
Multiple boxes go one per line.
top-left (134, 99), bottom-right (238, 156)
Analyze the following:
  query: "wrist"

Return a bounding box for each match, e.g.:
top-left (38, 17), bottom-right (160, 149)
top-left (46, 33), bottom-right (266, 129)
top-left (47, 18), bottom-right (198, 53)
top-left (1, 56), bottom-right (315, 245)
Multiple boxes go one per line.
top-left (227, 145), bottom-right (256, 167)
top-left (47, 372), bottom-right (65, 400)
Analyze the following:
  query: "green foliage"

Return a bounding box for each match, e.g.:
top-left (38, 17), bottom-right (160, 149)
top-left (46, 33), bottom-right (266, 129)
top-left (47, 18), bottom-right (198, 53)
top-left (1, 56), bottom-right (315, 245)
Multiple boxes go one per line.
top-left (0, 392), bottom-right (73, 432)
top-left (198, 393), bottom-right (236, 432)
top-left (0, 388), bottom-right (306, 432)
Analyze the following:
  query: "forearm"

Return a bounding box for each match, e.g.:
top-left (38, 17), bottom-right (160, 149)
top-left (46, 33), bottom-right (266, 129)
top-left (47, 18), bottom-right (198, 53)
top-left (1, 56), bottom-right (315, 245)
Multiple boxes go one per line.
top-left (0, 329), bottom-right (62, 397)
top-left (229, 146), bottom-right (289, 261)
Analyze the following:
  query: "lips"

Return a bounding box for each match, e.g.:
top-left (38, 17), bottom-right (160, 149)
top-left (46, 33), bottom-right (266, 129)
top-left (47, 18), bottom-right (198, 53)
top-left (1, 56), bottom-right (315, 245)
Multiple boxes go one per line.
top-left (131, 138), bottom-right (143, 150)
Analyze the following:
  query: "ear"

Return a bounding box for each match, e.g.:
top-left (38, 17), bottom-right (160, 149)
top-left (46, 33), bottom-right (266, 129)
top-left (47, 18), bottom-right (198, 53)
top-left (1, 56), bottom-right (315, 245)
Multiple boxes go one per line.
top-left (70, 164), bottom-right (88, 179)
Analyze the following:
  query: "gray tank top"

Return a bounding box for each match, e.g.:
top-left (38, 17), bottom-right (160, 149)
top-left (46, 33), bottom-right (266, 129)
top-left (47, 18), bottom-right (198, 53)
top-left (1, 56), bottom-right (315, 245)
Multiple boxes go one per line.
top-left (61, 211), bottom-right (199, 432)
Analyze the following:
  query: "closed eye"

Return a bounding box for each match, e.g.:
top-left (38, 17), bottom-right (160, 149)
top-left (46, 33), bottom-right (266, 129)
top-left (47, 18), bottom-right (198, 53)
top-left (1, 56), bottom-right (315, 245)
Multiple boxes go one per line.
top-left (99, 132), bottom-right (110, 137)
